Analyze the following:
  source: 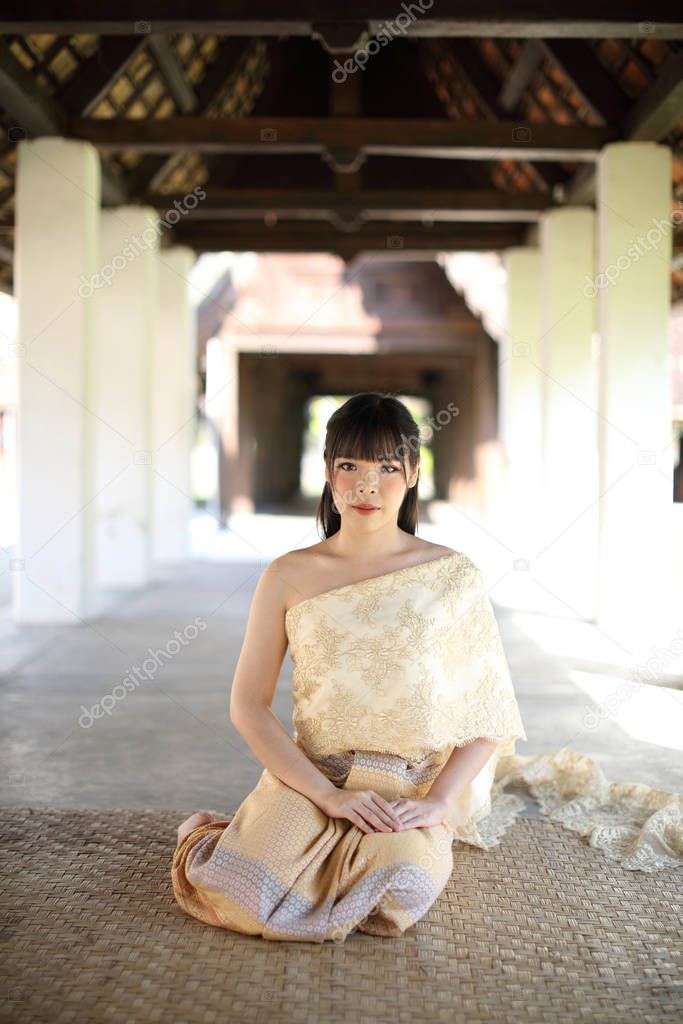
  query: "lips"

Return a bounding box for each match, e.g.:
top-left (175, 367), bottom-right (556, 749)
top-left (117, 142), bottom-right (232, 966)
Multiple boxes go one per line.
top-left (353, 504), bottom-right (379, 510)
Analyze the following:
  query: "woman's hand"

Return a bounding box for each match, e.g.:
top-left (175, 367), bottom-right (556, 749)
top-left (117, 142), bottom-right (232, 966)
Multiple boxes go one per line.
top-left (321, 788), bottom-right (404, 834)
top-left (388, 795), bottom-right (449, 830)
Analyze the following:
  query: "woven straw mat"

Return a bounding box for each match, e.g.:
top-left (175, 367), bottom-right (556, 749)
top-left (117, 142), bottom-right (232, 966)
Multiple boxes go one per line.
top-left (1, 807), bottom-right (681, 1024)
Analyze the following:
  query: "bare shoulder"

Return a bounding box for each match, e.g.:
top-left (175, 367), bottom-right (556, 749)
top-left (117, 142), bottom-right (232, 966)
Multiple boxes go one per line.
top-left (269, 545), bottom-right (329, 611)
top-left (270, 545), bottom-right (325, 577)
top-left (404, 540), bottom-right (470, 566)
top-left (246, 551), bottom-right (324, 629)
top-left (258, 552), bottom-right (296, 589)
top-left (250, 553), bottom-right (297, 612)
top-left (417, 541), bottom-right (459, 560)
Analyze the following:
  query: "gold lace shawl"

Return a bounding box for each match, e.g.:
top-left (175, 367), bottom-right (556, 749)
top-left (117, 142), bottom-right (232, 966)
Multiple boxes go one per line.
top-left (285, 550), bottom-right (527, 841)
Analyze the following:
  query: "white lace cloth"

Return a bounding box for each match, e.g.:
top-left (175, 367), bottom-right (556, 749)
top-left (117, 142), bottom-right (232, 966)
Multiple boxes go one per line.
top-left (487, 747), bottom-right (683, 873)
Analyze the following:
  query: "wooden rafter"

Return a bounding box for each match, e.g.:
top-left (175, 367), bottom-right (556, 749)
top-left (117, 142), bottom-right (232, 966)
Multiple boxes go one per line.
top-left (70, 115), bottom-right (616, 162)
top-left (146, 37), bottom-right (197, 114)
top-left (498, 40), bottom-right (544, 112)
top-left (624, 50), bottom-right (683, 140)
top-left (0, 38), bottom-right (64, 134)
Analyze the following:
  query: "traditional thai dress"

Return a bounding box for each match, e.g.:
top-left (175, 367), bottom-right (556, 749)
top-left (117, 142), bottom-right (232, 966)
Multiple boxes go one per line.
top-left (171, 550), bottom-right (527, 942)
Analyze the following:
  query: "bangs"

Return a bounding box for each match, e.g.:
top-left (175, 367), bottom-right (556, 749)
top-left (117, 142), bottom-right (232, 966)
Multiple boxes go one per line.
top-left (327, 404), bottom-right (417, 470)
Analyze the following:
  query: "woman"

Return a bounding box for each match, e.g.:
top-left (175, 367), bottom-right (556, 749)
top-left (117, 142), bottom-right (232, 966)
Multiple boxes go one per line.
top-left (172, 392), bottom-right (527, 942)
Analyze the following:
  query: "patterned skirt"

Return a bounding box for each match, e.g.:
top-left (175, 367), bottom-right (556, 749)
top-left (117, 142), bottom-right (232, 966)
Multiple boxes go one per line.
top-left (171, 748), bottom-right (455, 943)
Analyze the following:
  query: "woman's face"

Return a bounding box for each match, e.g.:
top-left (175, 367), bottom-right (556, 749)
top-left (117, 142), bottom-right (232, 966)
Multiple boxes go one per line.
top-left (327, 453), bottom-right (418, 523)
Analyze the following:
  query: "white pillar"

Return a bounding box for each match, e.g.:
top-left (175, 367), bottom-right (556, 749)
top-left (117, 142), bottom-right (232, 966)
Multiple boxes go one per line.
top-left (206, 337), bottom-right (240, 522)
top-left (151, 246), bottom-right (196, 564)
top-left (499, 248), bottom-right (543, 568)
top-left (13, 138), bottom-right (101, 623)
top-left (537, 207), bottom-right (599, 619)
top-left (95, 206), bottom-right (159, 588)
top-left (596, 141), bottom-right (675, 650)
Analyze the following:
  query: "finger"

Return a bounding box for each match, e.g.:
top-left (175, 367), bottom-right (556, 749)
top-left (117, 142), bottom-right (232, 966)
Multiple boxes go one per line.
top-left (363, 798), bottom-right (400, 832)
top-left (370, 805), bottom-right (401, 830)
top-left (359, 796), bottom-right (394, 829)
top-left (396, 814), bottom-right (422, 828)
top-left (360, 804), bottom-right (393, 832)
top-left (350, 811), bottom-right (374, 834)
top-left (373, 795), bottom-right (404, 827)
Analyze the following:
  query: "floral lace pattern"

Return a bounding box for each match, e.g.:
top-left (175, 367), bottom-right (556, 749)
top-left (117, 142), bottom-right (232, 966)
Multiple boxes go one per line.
top-left (495, 748), bottom-right (683, 873)
top-left (285, 551), bottom-right (527, 763)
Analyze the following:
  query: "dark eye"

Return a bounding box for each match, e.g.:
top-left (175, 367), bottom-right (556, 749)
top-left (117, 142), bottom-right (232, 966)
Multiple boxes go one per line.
top-left (337, 461), bottom-right (398, 472)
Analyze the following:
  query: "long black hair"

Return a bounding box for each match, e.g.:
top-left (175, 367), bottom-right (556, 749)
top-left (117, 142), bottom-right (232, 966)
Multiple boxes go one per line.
top-left (315, 392), bottom-right (422, 539)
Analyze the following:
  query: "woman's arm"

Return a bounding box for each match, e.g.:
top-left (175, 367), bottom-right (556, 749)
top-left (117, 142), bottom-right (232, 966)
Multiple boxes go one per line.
top-left (426, 737), bottom-right (498, 811)
top-left (229, 557), bottom-right (339, 810)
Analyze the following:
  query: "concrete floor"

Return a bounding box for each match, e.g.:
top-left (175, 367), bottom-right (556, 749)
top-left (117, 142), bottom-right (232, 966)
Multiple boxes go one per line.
top-left (2, 515), bottom-right (682, 816)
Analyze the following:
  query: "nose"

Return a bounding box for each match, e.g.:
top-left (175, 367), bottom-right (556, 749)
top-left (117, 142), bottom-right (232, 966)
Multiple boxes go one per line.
top-left (358, 472), bottom-right (378, 495)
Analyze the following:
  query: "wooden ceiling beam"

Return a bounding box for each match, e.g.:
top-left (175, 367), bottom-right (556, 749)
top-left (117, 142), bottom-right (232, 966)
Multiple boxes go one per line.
top-left (2, 3), bottom-right (682, 38)
top-left (167, 220), bottom-right (526, 256)
top-left (70, 115), bottom-right (616, 162)
top-left (142, 187), bottom-right (553, 223)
